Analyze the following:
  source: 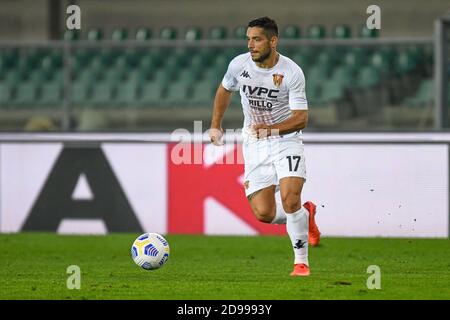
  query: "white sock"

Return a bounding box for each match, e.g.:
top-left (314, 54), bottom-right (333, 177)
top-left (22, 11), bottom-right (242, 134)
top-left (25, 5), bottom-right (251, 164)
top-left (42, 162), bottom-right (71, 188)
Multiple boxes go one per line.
top-left (270, 186), bottom-right (287, 224)
top-left (271, 200), bottom-right (287, 224)
top-left (286, 206), bottom-right (309, 265)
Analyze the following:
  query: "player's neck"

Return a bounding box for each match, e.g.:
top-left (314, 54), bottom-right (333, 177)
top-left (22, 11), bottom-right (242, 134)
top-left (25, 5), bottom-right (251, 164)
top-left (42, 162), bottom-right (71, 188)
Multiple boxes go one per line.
top-left (255, 51), bottom-right (279, 69)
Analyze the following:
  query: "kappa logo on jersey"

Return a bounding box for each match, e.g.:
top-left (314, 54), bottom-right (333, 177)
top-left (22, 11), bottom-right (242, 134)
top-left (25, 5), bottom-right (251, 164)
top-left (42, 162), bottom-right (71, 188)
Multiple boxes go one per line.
top-left (240, 70), bottom-right (251, 79)
top-left (272, 74), bottom-right (284, 88)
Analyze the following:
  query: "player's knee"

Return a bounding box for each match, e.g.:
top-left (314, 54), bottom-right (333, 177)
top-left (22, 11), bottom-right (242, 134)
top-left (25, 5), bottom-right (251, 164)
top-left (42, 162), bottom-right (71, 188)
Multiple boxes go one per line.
top-left (281, 194), bottom-right (301, 213)
top-left (252, 207), bottom-right (275, 223)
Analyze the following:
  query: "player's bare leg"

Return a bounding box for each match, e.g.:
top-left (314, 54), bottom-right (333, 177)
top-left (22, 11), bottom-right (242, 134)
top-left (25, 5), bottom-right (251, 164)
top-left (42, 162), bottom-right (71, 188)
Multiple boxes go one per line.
top-left (279, 177), bottom-right (311, 276)
top-left (247, 185), bottom-right (292, 225)
top-left (247, 185), bottom-right (277, 223)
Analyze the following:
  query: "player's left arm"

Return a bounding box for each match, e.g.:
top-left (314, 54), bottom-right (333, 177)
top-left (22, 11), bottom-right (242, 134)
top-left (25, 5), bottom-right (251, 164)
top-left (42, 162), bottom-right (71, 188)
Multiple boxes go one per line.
top-left (252, 110), bottom-right (308, 138)
top-left (253, 65), bottom-right (308, 138)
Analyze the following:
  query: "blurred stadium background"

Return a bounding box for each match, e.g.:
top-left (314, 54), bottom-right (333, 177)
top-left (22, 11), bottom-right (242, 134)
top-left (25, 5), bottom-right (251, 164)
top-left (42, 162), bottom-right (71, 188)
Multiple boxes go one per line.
top-left (0, 0), bottom-right (448, 131)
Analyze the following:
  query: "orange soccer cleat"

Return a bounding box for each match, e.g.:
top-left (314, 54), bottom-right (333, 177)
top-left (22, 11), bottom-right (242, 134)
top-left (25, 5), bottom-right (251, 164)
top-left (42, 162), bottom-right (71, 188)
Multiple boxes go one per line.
top-left (290, 263), bottom-right (310, 277)
top-left (303, 201), bottom-right (321, 246)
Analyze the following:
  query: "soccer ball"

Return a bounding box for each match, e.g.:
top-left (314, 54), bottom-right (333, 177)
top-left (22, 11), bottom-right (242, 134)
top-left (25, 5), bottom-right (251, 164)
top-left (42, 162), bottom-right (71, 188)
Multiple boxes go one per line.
top-left (131, 233), bottom-right (170, 270)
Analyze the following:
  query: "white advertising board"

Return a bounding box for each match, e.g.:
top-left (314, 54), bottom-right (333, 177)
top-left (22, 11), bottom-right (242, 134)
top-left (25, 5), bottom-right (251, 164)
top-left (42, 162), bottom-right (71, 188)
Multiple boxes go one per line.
top-left (0, 133), bottom-right (448, 237)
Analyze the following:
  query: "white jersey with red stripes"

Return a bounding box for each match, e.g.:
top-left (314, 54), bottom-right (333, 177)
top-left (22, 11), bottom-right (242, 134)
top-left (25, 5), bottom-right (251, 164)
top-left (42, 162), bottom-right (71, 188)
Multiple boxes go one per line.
top-left (221, 52), bottom-right (308, 138)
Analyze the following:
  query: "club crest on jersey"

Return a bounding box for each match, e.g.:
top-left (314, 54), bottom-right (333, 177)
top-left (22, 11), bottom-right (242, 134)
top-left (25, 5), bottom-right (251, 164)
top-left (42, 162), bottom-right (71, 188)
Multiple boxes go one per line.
top-left (272, 74), bottom-right (284, 88)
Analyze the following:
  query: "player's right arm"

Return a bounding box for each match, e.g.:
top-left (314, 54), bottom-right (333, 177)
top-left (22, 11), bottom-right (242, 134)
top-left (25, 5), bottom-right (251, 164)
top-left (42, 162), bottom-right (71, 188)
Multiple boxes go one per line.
top-left (209, 84), bottom-right (232, 146)
top-left (209, 55), bottom-right (241, 146)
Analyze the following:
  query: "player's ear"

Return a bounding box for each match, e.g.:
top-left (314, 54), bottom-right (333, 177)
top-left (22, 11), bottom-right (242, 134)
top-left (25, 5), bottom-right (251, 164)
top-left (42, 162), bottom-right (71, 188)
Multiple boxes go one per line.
top-left (270, 35), bottom-right (278, 49)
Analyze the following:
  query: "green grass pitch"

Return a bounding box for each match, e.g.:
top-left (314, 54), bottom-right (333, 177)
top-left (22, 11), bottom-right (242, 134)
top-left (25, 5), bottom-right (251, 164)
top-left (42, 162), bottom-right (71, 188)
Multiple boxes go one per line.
top-left (0, 233), bottom-right (449, 300)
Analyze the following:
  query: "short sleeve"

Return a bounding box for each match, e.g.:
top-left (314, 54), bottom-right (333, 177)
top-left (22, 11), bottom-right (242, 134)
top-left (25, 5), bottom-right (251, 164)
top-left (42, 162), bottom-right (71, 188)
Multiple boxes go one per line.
top-left (221, 59), bottom-right (239, 92)
top-left (288, 67), bottom-right (308, 110)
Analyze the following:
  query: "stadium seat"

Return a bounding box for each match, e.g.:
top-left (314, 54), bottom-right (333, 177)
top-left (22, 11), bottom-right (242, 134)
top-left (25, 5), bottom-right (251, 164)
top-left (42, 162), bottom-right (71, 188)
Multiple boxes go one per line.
top-left (184, 26), bottom-right (202, 41)
top-left (370, 51), bottom-right (391, 76)
top-left (116, 48), bottom-right (138, 68)
top-left (41, 52), bottom-right (62, 71)
top-left (404, 79), bottom-right (433, 108)
top-left (186, 58), bottom-right (206, 81)
top-left (178, 68), bottom-right (201, 83)
top-left (114, 53), bottom-right (136, 70)
top-left (138, 81), bottom-right (167, 106)
top-left (305, 81), bottom-right (321, 105)
top-left (377, 46), bottom-right (396, 65)
top-left (87, 28), bottom-right (104, 41)
top-left (316, 51), bottom-right (338, 71)
top-left (189, 80), bottom-right (216, 106)
top-left (282, 25), bottom-right (301, 39)
top-left (0, 83), bottom-right (13, 105)
top-left (330, 65), bottom-right (355, 88)
top-left (29, 69), bottom-right (50, 83)
top-left (395, 50), bottom-right (418, 75)
top-left (99, 48), bottom-right (120, 66)
top-left (306, 65), bottom-right (329, 104)
top-left (116, 81), bottom-right (141, 106)
top-left (150, 68), bottom-right (172, 87)
top-left (70, 81), bottom-right (91, 105)
top-left (127, 69), bottom-right (150, 84)
top-left (63, 30), bottom-right (80, 41)
top-left (77, 65), bottom-right (101, 84)
top-left (38, 82), bottom-right (62, 107)
top-left (344, 48), bottom-right (369, 70)
top-left (292, 51), bottom-right (312, 68)
top-left (212, 54), bottom-right (229, 69)
top-left (111, 28), bottom-right (128, 41)
top-left (13, 82), bottom-right (38, 106)
top-left (191, 51), bottom-right (213, 69)
top-left (103, 68), bottom-right (125, 85)
top-left (315, 81), bottom-right (345, 104)
top-left (73, 49), bottom-right (94, 69)
top-left (308, 62), bottom-right (331, 82)
top-left (16, 54), bottom-right (38, 74)
top-left (406, 46), bottom-right (425, 65)
top-left (209, 26), bottom-right (227, 39)
top-left (5, 69), bottom-right (26, 86)
top-left (52, 70), bottom-right (63, 83)
top-left (172, 47), bottom-right (191, 67)
top-left (90, 82), bottom-right (116, 106)
top-left (1, 49), bottom-right (18, 69)
top-left (307, 25), bottom-right (326, 39)
top-left (356, 66), bottom-right (380, 88)
top-left (135, 28), bottom-right (152, 40)
top-left (160, 27), bottom-right (177, 40)
top-left (233, 26), bottom-right (247, 39)
top-left (203, 66), bottom-right (225, 83)
top-left (295, 46), bottom-right (317, 63)
top-left (359, 25), bottom-right (379, 38)
top-left (224, 47), bottom-right (244, 60)
top-left (163, 56), bottom-right (183, 81)
top-left (333, 25), bottom-right (351, 38)
top-left (0, 55), bottom-right (11, 77)
top-left (138, 54), bottom-right (158, 73)
top-left (165, 81), bottom-right (192, 106)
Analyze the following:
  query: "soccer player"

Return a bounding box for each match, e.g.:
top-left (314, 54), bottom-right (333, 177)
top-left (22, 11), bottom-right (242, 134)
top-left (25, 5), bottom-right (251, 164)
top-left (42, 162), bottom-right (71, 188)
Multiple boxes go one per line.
top-left (209, 17), bottom-right (320, 276)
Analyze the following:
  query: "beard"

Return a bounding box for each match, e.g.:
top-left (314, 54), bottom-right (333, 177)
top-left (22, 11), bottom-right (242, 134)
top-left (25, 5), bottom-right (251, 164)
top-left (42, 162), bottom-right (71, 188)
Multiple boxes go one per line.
top-left (252, 48), bottom-right (272, 63)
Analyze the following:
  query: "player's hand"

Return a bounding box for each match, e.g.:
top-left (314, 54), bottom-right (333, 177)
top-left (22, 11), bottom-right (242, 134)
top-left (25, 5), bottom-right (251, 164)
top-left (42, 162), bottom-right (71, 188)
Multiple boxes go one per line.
top-left (209, 127), bottom-right (224, 146)
top-left (251, 124), bottom-right (271, 139)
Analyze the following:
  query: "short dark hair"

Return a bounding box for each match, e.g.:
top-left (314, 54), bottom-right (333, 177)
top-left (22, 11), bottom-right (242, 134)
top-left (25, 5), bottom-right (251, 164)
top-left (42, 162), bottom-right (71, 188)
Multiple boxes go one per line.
top-left (248, 16), bottom-right (278, 39)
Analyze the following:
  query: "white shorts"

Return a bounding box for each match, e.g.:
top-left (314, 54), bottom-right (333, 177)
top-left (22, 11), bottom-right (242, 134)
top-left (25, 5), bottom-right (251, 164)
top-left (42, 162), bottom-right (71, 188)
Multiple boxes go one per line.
top-left (242, 132), bottom-right (307, 197)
